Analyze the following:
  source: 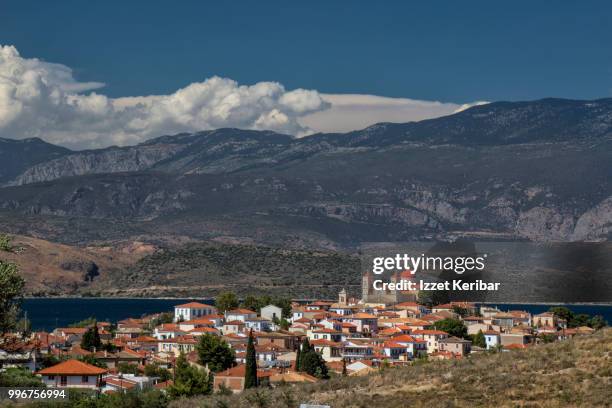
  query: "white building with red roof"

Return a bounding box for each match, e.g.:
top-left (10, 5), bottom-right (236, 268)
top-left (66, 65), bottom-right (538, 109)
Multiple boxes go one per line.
top-left (37, 359), bottom-right (107, 389)
top-left (174, 302), bottom-right (218, 322)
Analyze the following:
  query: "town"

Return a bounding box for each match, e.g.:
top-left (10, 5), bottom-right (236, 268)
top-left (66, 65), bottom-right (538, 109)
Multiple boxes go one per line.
top-left (0, 286), bottom-right (605, 402)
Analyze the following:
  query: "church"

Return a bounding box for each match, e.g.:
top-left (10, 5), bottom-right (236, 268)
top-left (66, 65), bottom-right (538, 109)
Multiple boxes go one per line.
top-left (361, 268), bottom-right (418, 304)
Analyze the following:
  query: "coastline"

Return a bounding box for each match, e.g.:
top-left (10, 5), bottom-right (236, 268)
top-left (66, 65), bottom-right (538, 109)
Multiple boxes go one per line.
top-left (23, 296), bottom-right (612, 305)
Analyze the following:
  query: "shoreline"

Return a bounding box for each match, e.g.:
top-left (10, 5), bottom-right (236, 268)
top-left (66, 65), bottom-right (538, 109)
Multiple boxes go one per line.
top-left (22, 296), bottom-right (612, 306)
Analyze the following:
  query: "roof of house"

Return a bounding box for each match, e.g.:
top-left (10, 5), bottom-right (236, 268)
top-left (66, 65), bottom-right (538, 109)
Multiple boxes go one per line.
top-left (189, 327), bottom-right (220, 334)
top-left (349, 313), bottom-right (377, 319)
top-left (224, 320), bottom-right (245, 326)
top-left (56, 328), bottom-right (88, 334)
top-left (411, 329), bottom-right (448, 336)
top-left (432, 303), bottom-right (454, 309)
top-left (175, 302), bottom-right (216, 309)
top-left (440, 336), bottom-right (472, 344)
top-left (310, 339), bottom-right (343, 347)
top-left (270, 371), bottom-right (318, 383)
top-left (226, 308), bottom-right (257, 315)
top-left (215, 364), bottom-right (274, 378)
top-left (37, 359), bottom-right (107, 375)
top-left (391, 334), bottom-right (418, 342)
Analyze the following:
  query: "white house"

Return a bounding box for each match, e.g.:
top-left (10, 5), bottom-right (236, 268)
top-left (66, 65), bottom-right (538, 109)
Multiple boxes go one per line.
top-left (102, 374), bottom-right (155, 393)
top-left (411, 329), bottom-right (449, 353)
top-left (37, 360), bottom-right (107, 389)
top-left (484, 330), bottom-right (501, 349)
top-left (260, 305), bottom-right (283, 322)
top-left (174, 302), bottom-right (218, 322)
top-left (225, 308), bottom-right (257, 322)
top-left (153, 324), bottom-right (186, 340)
top-left (244, 317), bottom-right (272, 332)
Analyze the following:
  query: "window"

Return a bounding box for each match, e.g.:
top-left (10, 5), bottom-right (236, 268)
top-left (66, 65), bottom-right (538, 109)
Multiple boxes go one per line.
top-left (48, 375), bottom-right (55, 380)
top-left (82, 375), bottom-right (89, 383)
top-left (60, 376), bottom-right (67, 386)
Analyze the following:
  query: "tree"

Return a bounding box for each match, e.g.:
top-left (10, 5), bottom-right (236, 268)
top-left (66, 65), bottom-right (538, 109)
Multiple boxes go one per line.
top-left (549, 307), bottom-right (607, 329)
top-left (78, 354), bottom-right (107, 368)
top-left (117, 362), bottom-right (140, 375)
top-left (549, 307), bottom-right (574, 325)
top-left (0, 368), bottom-right (44, 387)
top-left (196, 334), bottom-right (235, 373)
top-left (452, 306), bottom-right (469, 318)
top-left (40, 354), bottom-right (61, 369)
top-left (434, 318), bottom-right (468, 339)
top-left (81, 324), bottom-right (102, 351)
top-left (241, 295), bottom-right (260, 312)
top-left (69, 317), bottom-right (97, 328)
top-left (297, 337), bottom-right (312, 371)
top-left (144, 363), bottom-right (171, 382)
top-left (540, 333), bottom-right (556, 343)
top-left (341, 358), bottom-right (347, 376)
top-left (0, 235), bottom-right (25, 336)
top-left (472, 330), bottom-right (486, 348)
top-left (279, 318), bottom-right (290, 331)
top-left (300, 348), bottom-right (329, 379)
top-left (244, 330), bottom-right (258, 389)
top-left (272, 297), bottom-right (292, 319)
top-left (295, 341), bottom-right (302, 372)
top-left (16, 315), bottom-right (31, 338)
top-left (589, 315), bottom-right (607, 329)
top-left (216, 292), bottom-right (239, 313)
top-left (168, 352), bottom-right (211, 398)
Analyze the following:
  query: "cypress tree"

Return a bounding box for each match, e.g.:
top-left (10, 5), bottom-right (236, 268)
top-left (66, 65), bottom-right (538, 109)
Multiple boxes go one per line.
top-left (295, 342), bottom-right (302, 371)
top-left (81, 322), bottom-right (101, 351)
top-left (298, 337), bottom-right (310, 370)
top-left (244, 330), bottom-right (258, 389)
top-left (342, 358), bottom-right (347, 376)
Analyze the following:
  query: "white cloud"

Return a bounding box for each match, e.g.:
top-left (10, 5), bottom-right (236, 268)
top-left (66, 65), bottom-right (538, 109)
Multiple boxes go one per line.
top-left (0, 45), bottom-right (329, 149)
top-left (0, 45), bottom-right (486, 149)
top-left (299, 94), bottom-right (488, 134)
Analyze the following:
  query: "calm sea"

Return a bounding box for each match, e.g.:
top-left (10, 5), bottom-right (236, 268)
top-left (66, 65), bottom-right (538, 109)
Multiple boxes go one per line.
top-left (20, 298), bottom-right (612, 331)
top-left (22, 298), bottom-right (214, 331)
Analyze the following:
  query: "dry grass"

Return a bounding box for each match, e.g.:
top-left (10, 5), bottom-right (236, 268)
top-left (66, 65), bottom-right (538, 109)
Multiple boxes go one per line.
top-left (0, 234), bottom-right (151, 295)
top-left (174, 328), bottom-right (612, 408)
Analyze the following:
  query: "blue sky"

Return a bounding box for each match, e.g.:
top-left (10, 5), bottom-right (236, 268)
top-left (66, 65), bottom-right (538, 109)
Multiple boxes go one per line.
top-left (1, 1), bottom-right (611, 148)
top-left (3, 0), bottom-right (611, 101)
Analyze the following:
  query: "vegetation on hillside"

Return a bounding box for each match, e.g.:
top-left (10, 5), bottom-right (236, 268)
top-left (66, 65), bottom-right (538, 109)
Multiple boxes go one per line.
top-left (172, 328), bottom-right (612, 408)
top-left (0, 234), bottom-right (25, 335)
top-left (117, 242), bottom-right (360, 298)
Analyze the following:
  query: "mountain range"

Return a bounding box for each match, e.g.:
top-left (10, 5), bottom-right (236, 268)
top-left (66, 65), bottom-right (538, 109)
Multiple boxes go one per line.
top-left (0, 97), bottom-right (611, 248)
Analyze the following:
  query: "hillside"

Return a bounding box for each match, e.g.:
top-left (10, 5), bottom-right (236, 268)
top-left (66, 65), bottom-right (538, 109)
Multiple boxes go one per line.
top-left (99, 241), bottom-right (360, 298)
top-left (0, 235), bottom-right (154, 296)
top-left (179, 328), bottom-right (612, 408)
top-left (0, 98), bottom-right (611, 247)
top-left (1, 235), bottom-right (359, 298)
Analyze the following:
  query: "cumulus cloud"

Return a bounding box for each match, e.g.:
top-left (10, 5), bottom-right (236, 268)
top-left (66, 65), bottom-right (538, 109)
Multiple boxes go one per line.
top-left (0, 45), bottom-right (329, 149)
top-left (0, 45), bottom-right (486, 149)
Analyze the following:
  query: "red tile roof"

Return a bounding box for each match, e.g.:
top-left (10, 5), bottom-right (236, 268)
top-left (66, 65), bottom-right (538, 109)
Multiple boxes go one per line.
top-left (227, 308), bottom-right (256, 314)
top-left (412, 329), bottom-right (448, 335)
top-left (175, 302), bottom-right (216, 309)
top-left (37, 359), bottom-right (107, 375)
top-left (216, 364), bottom-right (274, 378)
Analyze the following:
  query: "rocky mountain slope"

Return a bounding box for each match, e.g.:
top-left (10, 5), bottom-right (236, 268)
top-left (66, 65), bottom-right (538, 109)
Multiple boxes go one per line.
top-left (0, 98), bottom-right (610, 246)
top-left (0, 137), bottom-right (70, 183)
